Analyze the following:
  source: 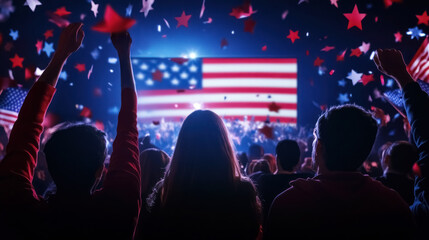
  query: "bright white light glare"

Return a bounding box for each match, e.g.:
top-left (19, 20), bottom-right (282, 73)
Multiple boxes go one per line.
top-left (193, 103), bottom-right (202, 109)
top-left (157, 25), bottom-right (161, 32)
top-left (231, 30), bottom-right (235, 34)
top-left (108, 57), bottom-right (118, 64)
top-left (189, 52), bottom-right (197, 59)
top-left (109, 69), bottom-right (114, 73)
top-left (369, 51), bottom-right (376, 60)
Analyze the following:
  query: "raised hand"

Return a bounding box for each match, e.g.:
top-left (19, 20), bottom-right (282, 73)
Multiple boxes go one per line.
top-left (55, 23), bottom-right (85, 60)
top-left (111, 31), bottom-right (132, 56)
top-left (373, 49), bottom-right (414, 88)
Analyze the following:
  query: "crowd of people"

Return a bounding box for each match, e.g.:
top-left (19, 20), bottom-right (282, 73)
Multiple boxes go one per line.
top-left (0, 24), bottom-right (428, 239)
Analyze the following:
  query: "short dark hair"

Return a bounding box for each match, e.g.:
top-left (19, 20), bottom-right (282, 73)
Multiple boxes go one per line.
top-left (248, 144), bottom-right (264, 160)
top-left (386, 141), bottom-right (418, 174)
top-left (44, 123), bottom-right (107, 190)
top-left (276, 139), bottom-right (300, 171)
top-left (315, 104), bottom-right (378, 171)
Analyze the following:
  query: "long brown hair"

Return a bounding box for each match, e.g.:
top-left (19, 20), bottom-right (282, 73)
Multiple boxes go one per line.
top-left (160, 110), bottom-right (242, 206)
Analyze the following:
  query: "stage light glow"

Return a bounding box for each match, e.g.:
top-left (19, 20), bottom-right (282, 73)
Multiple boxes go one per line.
top-left (189, 52), bottom-right (197, 59)
top-left (193, 102), bottom-right (202, 109)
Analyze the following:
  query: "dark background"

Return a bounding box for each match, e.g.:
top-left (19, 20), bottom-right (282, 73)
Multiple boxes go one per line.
top-left (0, 0), bottom-right (427, 134)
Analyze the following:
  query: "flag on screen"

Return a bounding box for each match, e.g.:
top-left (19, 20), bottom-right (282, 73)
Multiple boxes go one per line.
top-left (0, 87), bottom-right (28, 127)
top-left (408, 36), bottom-right (429, 82)
top-left (132, 58), bottom-right (297, 124)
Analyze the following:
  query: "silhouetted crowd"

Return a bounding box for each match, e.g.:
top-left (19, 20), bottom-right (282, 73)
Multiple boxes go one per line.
top-left (0, 25), bottom-right (428, 239)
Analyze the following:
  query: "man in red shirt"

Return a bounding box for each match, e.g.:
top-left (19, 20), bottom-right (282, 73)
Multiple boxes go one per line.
top-left (0, 23), bottom-right (140, 239)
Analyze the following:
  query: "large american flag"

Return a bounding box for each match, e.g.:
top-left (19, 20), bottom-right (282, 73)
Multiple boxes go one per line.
top-left (0, 87), bottom-right (28, 127)
top-left (132, 58), bottom-right (297, 124)
top-left (408, 36), bottom-right (429, 82)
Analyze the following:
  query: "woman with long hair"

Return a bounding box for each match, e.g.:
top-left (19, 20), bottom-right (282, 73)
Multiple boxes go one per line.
top-left (142, 110), bottom-right (262, 239)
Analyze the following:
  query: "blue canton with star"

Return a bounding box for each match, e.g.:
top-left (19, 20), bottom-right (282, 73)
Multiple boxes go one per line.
top-left (131, 58), bottom-right (203, 90)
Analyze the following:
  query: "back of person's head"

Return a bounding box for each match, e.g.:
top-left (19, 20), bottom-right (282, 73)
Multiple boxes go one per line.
top-left (140, 148), bottom-right (170, 199)
top-left (250, 159), bottom-right (271, 174)
top-left (314, 104), bottom-right (378, 171)
top-left (142, 134), bottom-right (151, 145)
top-left (276, 139), bottom-right (301, 172)
top-left (248, 144), bottom-right (264, 161)
top-left (162, 110), bottom-right (241, 203)
top-left (262, 153), bottom-right (276, 173)
top-left (384, 141), bottom-right (418, 174)
top-left (44, 123), bottom-right (107, 192)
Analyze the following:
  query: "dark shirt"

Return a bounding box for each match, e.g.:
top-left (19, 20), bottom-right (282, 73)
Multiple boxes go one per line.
top-left (402, 82), bottom-right (429, 237)
top-left (264, 172), bottom-right (415, 239)
top-left (256, 172), bottom-right (314, 224)
top-left (0, 82), bottom-right (140, 239)
top-left (376, 172), bottom-right (414, 205)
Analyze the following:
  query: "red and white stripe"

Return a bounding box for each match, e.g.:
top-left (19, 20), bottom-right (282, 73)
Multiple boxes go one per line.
top-left (0, 109), bottom-right (18, 127)
top-left (408, 37), bottom-right (429, 82)
top-left (137, 58), bottom-right (297, 124)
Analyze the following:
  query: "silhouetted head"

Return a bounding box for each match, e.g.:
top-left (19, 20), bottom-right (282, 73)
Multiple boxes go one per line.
top-left (140, 148), bottom-right (170, 199)
top-left (248, 144), bottom-right (264, 161)
top-left (44, 123), bottom-right (107, 193)
top-left (276, 139), bottom-right (301, 172)
top-left (383, 141), bottom-right (418, 174)
top-left (313, 104), bottom-right (378, 172)
top-left (142, 135), bottom-right (151, 145)
top-left (162, 110), bottom-right (241, 203)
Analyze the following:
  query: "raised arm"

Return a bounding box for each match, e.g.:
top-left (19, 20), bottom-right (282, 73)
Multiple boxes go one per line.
top-left (374, 49), bottom-right (429, 228)
top-left (0, 23), bottom-right (84, 199)
top-left (97, 31), bottom-right (140, 239)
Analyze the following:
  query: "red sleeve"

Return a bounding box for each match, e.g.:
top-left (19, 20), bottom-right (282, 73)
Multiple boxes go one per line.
top-left (95, 87), bottom-right (141, 238)
top-left (0, 81), bottom-right (56, 201)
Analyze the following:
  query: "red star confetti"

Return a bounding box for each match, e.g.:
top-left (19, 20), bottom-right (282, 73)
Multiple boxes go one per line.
top-left (416, 11), bottom-right (429, 26)
top-left (152, 69), bottom-right (163, 81)
top-left (287, 30), bottom-right (300, 43)
top-left (44, 29), bottom-right (53, 40)
top-left (244, 18), bottom-right (256, 33)
top-left (229, 2), bottom-right (257, 19)
top-left (80, 106), bottom-right (92, 118)
top-left (175, 11), bottom-right (191, 28)
top-left (361, 74), bottom-right (374, 86)
top-left (383, 0), bottom-right (403, 8)
top-left (75, 63), bottom-right (86, 72)
top-left (258, 125), bottom-right (274, 139)
top-left (343, 4), bottom-right (366, 30)
top-left (380, 75), bottom-right (385, 86)
top-left (170, 58), bottom-right (188, 65)
top-left (313, 57), bottom-right (324, 66)
top-left (92, 5), bottom-right (137, 33)
top-left (268, 102), bottom-right (281, 112)
top-left (25, 67), bottom-right (35, 80)
top-left (94, 120), bottom-right (104, 131)
top-left (54, 6), bottom-right (71, 17)
top-left (262, 45), bottom-right (267, 51)
top-left (350, 47), bottom-right (362, 57)
top-left (35, 40), bottom-right (43, 54)
top-left (394, 31), bottom-right (403, 42)
top-left (330, 0), bottom-right (339, 8)
top-left (321, 46), bottom-right (335, 52)
top-left (10, 54), bottom-right (24, 68)
top-left (221, 38), bottom-right (228, 48)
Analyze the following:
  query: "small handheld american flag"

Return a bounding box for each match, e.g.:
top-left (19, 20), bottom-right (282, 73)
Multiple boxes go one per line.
top-left (0, 87), bottom-right (28, 127)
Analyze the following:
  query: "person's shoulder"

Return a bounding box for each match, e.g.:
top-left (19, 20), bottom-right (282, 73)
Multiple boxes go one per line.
top-left (272, 177), bottom-right (319, 204)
